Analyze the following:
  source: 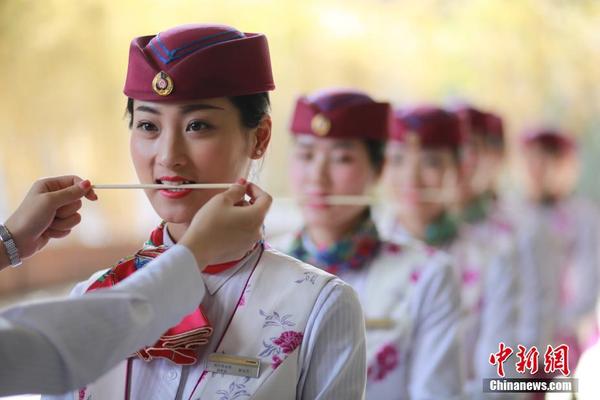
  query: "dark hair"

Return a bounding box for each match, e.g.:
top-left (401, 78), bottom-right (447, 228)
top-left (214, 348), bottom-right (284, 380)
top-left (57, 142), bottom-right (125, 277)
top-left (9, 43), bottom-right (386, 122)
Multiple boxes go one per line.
top-left (364, 139), bottom-right (386, 174)
top-left (126, 92), bottom-right (270, 129)
top-left (229, 93), bottom-right (271, 128)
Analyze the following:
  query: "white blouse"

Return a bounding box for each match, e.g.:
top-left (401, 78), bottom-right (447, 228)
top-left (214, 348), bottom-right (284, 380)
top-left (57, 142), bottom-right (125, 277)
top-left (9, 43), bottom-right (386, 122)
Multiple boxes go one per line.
top-left (44, 232), bottom-right (367, 400)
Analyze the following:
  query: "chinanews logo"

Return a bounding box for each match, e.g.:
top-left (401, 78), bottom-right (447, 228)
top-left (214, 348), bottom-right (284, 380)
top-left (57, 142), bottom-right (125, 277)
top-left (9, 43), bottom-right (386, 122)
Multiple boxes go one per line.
top-left (484, 342), bottom-right (578, 394)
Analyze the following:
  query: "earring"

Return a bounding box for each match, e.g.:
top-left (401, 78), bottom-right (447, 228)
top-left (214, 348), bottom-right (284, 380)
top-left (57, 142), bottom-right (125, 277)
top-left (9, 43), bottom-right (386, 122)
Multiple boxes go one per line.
top-left (256, 149), bottom-right (263, 156)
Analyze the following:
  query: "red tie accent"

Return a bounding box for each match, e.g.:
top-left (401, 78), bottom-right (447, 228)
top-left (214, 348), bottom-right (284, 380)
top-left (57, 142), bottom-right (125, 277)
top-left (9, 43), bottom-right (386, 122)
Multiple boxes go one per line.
top-left (86, 222), bottom-right (243, 365)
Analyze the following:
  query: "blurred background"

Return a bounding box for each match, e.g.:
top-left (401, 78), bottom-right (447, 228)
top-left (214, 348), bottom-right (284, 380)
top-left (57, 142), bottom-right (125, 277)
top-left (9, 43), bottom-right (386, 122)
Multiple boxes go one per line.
top-left (1, 0), bottom-right (600, 304)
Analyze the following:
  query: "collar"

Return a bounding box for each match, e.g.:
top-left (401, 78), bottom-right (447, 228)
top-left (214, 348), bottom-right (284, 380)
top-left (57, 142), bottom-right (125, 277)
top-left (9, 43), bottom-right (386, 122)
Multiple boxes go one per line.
top-left (162, 224), bottom-right (258, 296)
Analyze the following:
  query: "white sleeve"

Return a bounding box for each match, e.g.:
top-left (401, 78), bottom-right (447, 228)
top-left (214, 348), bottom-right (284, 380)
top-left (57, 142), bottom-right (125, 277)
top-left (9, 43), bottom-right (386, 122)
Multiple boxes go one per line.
top-left (0, 244), bottom-right (206, 396)
top-left (298, 279), bottom-right (367, 400)
top-left (472, 249), bottom-right (519, 399)
top-left (515, 228), bottom-right (546, 349)
top-left (408, 259), bottom-right (465, 400)
top-left (562, 209), bottom-right (600, 326)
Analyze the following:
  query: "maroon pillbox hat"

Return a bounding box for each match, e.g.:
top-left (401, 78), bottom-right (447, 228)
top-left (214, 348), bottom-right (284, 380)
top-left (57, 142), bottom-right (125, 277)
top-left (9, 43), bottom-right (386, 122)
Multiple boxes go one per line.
top-left (522, 128), bottom-right (575, 154)
top-left (390, 105), bottom-right (463, 152)
top-left (290, 89), bottom-right (390, 141)
top-left (486, 112), bottom-right (505, 147)
top-left (124, 24), bottom-right (275, 101)
top-left (453, 105), bottom-right (489, 138)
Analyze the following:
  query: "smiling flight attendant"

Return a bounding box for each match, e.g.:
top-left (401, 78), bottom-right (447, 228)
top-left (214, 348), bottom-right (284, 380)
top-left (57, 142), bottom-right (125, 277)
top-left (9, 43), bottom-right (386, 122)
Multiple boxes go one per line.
top-left (273, 89), bottom-right (464, 399)
top-left (44, 24), bottom-right (366, 400)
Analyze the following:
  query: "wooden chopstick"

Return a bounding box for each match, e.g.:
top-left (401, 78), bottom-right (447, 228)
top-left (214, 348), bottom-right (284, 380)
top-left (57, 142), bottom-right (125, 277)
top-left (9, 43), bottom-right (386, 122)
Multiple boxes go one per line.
top-left (91, 185), bottom-right (456, 205)
top-left (92, 183), bottom-right (232, 190)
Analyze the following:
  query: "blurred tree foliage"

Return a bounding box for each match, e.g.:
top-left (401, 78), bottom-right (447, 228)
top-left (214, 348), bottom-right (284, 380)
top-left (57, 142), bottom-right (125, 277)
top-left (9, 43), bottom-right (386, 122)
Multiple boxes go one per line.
top-left (1, 0), bottom-right (600, 239)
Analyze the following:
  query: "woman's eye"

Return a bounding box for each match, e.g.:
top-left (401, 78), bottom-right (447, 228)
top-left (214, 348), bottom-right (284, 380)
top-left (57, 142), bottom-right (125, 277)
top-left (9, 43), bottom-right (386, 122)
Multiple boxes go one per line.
top-left (422, 155), bottom-right (443, 168)
top-left (186, 120), bottom-right (211, 132)
top-left (136, 122), bottom-right (158, 132)
top-left (295, 151), bottom-right (313, 161)
top-left (390, 153), bottom-right (404, 164)
top-left (331, 153), bottom-right (354, 164)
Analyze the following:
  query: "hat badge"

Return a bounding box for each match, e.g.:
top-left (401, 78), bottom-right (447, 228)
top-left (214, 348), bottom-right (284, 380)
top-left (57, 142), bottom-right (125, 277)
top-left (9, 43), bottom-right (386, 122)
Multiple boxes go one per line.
top-left (406, 132), bottom-right (420, 146)
top-left (152, 71), bottom-right (174, 96)
top-left (311, 114), bottom-right (331, 136)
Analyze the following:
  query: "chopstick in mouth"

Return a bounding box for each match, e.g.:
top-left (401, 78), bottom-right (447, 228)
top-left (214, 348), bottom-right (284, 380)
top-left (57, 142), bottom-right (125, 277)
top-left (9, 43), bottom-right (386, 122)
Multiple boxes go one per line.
top-left (92, 183), bottom-right (233, 190)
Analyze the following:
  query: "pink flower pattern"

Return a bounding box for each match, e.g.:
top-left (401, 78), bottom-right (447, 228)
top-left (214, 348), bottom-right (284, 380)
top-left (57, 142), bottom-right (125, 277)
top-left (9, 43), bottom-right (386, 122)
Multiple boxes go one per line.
top-left (271, 355), bottom-right (283, 369)
top-left (368, 344), bottom-right (399, 382)
top-left (273, 331), bottom-right (304, 354)
top-left (462, 267), bottom-right (480, 285)
top-left (385, 243), bottom-right (402, 254)
top-left (259, 329), bottom-right (304, 370)
top-left (410, 269), bottom-right (422, 284)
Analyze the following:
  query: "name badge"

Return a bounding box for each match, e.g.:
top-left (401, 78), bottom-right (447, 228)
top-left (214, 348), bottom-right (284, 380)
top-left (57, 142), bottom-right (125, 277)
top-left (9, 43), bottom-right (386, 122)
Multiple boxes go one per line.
top-left (206, 353), bottom-right (261, 378)
top-left (365, 318), bottom-right (395, 330)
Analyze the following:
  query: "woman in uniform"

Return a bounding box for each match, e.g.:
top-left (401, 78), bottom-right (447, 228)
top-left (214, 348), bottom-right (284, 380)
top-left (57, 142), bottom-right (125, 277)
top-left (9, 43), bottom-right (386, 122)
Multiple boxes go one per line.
top-left (45, 24), bottom-right (366, 400)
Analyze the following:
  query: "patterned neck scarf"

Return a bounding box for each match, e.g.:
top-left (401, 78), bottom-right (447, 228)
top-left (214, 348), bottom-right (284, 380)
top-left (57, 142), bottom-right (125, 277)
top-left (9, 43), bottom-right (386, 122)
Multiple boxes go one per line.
top-left (86, 222), bottom-right (244, 365)
top-left (462, 194), bottom-right (491, 224)
top-left (289, 212), bottom-right (381, 275)
top-left (424, 212), bottom-right (459, 247)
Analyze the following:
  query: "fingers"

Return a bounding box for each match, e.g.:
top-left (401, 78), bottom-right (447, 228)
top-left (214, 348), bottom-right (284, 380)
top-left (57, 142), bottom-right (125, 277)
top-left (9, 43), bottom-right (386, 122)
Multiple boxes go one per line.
top-left (71, 176), bottom-right (98, 200)
top-left (49, 213), bottom-right (82, 231)
top-left (85, 190), bottom-right (99, 201)
top-left (82, 180), bottom-right (98, 201)
top-left (245, 183), bottom-right (273, 216)
top-left (47, 179), bottom-right (97, 207)
top-left (36, 175), bottom-right (81, 193)
top-left (35, 176), bottom-right (74, 192)
top-left (44, 228), bottom-right (71, 239)
top-left (220, 182), bottom-right (247, 205)
top-left (55, 200), bottom-right (82, 219)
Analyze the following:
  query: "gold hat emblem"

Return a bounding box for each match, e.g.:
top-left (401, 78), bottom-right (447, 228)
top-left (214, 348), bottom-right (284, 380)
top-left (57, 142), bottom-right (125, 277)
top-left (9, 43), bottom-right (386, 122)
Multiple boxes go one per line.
top-left (152, 71), bottom-right (174, 96)
top-left (406, 131), bottom-right (420, 146)
top-left (311, 114), bottom-right (331, 136)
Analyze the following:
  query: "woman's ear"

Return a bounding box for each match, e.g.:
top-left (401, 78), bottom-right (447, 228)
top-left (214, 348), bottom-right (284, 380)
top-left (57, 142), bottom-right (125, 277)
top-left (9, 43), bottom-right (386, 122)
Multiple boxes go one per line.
top-left (250, 115), bottom-right (272, 159)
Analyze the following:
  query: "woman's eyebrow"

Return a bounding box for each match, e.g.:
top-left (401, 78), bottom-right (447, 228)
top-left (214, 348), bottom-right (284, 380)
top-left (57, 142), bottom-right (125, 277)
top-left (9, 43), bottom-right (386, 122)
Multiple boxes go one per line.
top-left (296, 142), bottom-right (313, 150)
top-left (332, 141), bottom-right (356, 149)
top-left (179, 104), bottom-right (225, 114)
top-left (135, 105), bottom-right (160, 114)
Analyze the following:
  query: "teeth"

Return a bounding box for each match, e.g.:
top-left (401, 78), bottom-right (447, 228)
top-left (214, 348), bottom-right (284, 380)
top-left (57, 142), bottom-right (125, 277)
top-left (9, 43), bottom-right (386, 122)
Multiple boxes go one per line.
top-left (160, 180), bottom-right (193, 186)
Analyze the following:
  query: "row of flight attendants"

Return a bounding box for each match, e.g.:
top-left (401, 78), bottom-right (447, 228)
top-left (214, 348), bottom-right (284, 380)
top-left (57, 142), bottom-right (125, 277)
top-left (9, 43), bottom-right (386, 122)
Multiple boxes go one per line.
top-left (42, 22), bottom-right (598, 400)
top-left (270, 90), bottom-right (599, 399)
top-left (270, 93), bottom-right (519, 399)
